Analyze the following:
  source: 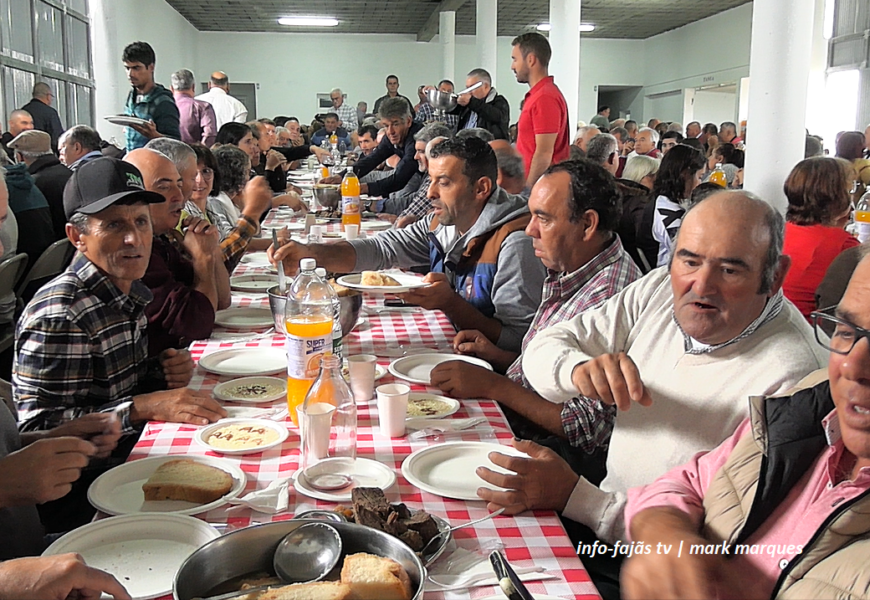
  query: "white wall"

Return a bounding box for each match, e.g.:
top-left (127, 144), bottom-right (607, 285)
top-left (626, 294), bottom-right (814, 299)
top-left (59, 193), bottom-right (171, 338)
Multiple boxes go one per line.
top-left (692, 90), bottom-right (739, 126)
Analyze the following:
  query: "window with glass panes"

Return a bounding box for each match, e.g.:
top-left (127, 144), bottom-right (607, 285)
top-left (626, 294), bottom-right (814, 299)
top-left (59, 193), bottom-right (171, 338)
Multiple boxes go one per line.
top-left (0, 0), bottom-right (93, 130)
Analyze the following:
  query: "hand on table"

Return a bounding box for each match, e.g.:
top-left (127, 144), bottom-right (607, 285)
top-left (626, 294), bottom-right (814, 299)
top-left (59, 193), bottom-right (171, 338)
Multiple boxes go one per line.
top-left (571, 353), bottom-right (652, 412)
top-left (452, 329), bottom-right (517, 369)
top-left (47, 413), bottom-right (121, 459)
top-left (160, 348), bottom-right (194, 389)
top-left (476, 438), bottom-right (579, 515)
top-left (131, 388), bottom-right (226, 426)
top-left (429, 361), bottom-right (504, 399)
top-left (0, 553), bottom-right (131, 600)
top-left (398, 272), bottom-right (457, 312)
top-left (273, 192), bottom-right (307, 213)
top-left (0, 437), bottom-right (96, 506)
top-left (318, 175), bottom-right (342, 185)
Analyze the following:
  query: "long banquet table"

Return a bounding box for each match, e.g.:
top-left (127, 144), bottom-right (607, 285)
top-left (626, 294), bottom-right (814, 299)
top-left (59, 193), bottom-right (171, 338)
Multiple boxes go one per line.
top-left (127, 209), bottom-right (601, 600)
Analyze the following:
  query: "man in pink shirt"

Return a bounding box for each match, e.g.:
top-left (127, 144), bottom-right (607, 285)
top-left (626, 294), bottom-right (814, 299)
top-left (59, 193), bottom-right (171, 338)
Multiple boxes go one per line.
top-left (622, 254), bottom-right (870, 600)
top-left (511, 32), bottom-right (570, 188)
top-left (170, 69), bottom-right (217, 147)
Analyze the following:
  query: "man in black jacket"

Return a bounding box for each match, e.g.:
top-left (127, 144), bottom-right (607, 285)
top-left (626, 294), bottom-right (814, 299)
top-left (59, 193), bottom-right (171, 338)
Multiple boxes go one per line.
top-left (450, 69), bottom-right (510, 141)
top-left (8, 130), bottom-right (70, 240)
top-left (20, 83), bottom-right (65, 152)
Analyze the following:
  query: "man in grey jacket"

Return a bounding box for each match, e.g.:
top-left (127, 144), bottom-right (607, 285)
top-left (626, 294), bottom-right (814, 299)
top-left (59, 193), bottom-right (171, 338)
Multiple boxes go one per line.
top-left (270, 136), bottom-right (544, 352)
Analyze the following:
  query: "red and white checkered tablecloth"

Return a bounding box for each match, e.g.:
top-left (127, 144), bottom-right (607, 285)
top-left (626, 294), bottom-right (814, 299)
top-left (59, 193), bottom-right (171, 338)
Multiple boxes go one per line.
top-left (128, 213), bottom-right (600, 600)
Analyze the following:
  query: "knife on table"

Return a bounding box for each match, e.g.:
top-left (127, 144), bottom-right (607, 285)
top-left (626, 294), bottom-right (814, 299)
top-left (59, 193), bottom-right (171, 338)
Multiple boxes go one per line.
top-left (489, 550), bottom-right (536, 600)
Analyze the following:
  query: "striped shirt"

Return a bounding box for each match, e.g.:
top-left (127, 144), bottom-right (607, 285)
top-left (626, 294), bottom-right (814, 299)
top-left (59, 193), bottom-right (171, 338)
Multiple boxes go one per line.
top-left (415, 102), bottom-right (459, 130)
top-left (399, 173), bottom-right (433, 219)
top-left (503, 236), bottom-right (642, 451)
top-left (13, 253), bottom-right (152, 434)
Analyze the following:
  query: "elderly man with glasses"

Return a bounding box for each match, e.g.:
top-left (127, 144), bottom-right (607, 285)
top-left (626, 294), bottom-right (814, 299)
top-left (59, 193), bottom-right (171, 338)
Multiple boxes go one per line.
top-left (329, 88), bottom-right (358, 132)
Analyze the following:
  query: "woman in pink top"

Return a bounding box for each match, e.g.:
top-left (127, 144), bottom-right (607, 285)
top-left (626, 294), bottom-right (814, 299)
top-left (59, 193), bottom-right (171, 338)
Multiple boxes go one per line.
top-left (781, 157), bottom-right (859, 318)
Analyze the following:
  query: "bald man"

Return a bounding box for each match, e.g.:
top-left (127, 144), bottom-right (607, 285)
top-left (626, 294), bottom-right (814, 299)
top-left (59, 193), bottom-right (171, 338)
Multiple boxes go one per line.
top-left (21, 82), bottom-right (65, 150)
top-left (1, 110), bottom-right (34, 160)
top-left (124, 149), bottom-right (230, 357)
top-left (195, 71), bottom-right (248, 128)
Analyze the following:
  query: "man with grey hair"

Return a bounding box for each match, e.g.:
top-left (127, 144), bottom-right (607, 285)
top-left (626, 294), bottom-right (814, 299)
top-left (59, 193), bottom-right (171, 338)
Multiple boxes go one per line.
top-left (475, 191), bottom-right (827, 597)
top-left (686, 121), bottom-right (701, 139)
top-left (9, 129), bottom-right (70, 239)
top-left (329, 88), bottom-right (358, 131)
top-left (323, 97), bottom-right (424, 198)
top-left (59, 125), bottom-right (103, 171)
top-left (585, 133), bottom-right (619, 176)
top-left (573, 125), bottom-right (600, 153)
top-left (491, 141), bottom-right (526, 195)
top-left (450, 68), bottom-right (510, 140)
top-left (21, 82), bottom-right (65, 150)
top-left (666, 122), bottom-right (683, 134)
top-left (1, 110), bottom-right (34, 160)
top-left (196, 71), bottom-right (247, 128)
top-left (171, 69), bottom-right (217, 147)
top-left (719, 120), bottom-right (742, 145)
top-left (630, 126), bottom-right (660, 159)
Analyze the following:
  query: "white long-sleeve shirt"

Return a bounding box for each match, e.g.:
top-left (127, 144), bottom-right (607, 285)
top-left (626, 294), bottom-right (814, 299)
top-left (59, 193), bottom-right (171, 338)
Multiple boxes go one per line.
top-left (195, 87), bottom-right (247, 129)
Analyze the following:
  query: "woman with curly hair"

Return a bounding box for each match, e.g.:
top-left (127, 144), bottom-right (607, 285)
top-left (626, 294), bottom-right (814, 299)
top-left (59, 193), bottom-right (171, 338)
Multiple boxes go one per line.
top-left (781, 156), bottom-right (859, 318)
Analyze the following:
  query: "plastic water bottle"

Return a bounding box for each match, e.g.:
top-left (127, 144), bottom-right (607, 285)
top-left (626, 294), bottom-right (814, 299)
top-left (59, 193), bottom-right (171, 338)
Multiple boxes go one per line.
top-left (316, 267), bottom-right (343, 360)
top-left (284, 259), bottom-right (337, 426)
top-left (856, 189), bottom-right (870, 243)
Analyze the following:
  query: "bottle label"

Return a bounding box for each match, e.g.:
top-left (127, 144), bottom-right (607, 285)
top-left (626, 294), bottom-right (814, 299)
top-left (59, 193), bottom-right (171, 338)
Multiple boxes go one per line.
top-left (342, 195), bottom-right (361, 215)
top-left (856, 210), bottom-right (870, 222)
top-left (286, 333), bottom-right (332, 379)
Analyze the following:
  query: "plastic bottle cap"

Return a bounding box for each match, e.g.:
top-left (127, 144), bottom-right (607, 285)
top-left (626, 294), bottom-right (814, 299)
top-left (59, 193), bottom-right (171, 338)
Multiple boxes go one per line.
top-left (315, 268), bottom-right (327, 277)
top-left (300, 258), bottom-right (316, 271)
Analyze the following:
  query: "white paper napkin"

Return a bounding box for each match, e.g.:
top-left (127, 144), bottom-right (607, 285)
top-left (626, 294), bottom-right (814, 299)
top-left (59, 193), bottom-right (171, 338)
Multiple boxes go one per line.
top-left (425, 547), bottom-right (556, 592)
top-left (227, 477), bottom-right (292, 514)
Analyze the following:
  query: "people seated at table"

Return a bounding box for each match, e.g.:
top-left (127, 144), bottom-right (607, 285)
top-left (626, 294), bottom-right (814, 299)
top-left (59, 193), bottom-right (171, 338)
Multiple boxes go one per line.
top-left (58, 125), bottom-right (103, 172)
top-left (429, 158), bottom-right (640, 437)
top-left (322, 98), bottom-right (424, 199)
top-left (621, 254), bottom-right (870, 600)
top-left (124, 148), bottom-right (231, 357)
top-left (247, 119), bottom-right (327, 198)
top-left (781, 156), bottom-right (859, 319)
top-left (473, 192), bottom-right (827, 599)
top-left (310, 112), bottom-right (351, 148)
top-left (815, 243), bottom-right (869, 310)
top-left (270, 136), bottom-right (545, 353)
top-left (490, 140), bottom-right (527, 196)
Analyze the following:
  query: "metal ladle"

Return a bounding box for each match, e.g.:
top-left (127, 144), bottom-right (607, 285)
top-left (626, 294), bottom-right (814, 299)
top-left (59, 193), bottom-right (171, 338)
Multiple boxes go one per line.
top-left (194, 522), bottom-right (343, 600)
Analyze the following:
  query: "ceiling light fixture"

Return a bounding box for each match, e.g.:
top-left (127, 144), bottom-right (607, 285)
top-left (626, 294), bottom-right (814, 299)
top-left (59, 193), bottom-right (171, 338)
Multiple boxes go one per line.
top-left (536, 23), bottom-right (595, 32)
top-left (278, 17), bottom-right (339, 27)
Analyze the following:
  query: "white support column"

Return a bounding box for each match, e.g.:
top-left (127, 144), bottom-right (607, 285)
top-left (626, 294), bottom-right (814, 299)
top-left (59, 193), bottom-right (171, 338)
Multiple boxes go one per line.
top-left (805, 0), bottom-right (829, 136)
top-left (440, 11), bottom-right (456, 84)
top-left (476, 0), bottom-right (498, 88)
top-left (743, 0), bottom-right (814, 213)
top-left (548, 0), bottom-right (581, 133)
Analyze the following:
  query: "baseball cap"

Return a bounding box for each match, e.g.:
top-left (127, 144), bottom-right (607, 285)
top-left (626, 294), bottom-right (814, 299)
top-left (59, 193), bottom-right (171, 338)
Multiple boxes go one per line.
top-left (8, 130), bottom-right (50, 154)
top-left (63, 157), bottom-right (165, 219)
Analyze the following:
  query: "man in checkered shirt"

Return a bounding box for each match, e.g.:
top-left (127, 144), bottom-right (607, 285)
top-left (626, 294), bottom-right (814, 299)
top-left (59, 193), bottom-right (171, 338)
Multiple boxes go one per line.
top-left (329, 88), bottom-right (358, 134)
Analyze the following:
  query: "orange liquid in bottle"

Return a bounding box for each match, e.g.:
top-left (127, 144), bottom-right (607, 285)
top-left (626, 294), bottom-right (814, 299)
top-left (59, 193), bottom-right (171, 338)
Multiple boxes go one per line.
top-left (341, 171), bottom-right (362, 231)
top-left (285, 315), bottom-right (334, 426)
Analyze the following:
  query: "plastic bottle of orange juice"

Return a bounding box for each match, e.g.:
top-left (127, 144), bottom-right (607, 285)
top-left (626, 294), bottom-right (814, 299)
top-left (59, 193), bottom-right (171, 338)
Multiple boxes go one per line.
top-left (285, 259), bottom-right (336, 426)
top-left (708, 163), bottom-right (727, 187)
top-left (341, 170), bottom-right (361, 231)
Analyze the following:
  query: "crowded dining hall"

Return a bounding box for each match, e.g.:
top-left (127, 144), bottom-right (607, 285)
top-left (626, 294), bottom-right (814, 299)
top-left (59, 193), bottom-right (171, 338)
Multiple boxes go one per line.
top-left (0, 0), bottom-right (869, 598)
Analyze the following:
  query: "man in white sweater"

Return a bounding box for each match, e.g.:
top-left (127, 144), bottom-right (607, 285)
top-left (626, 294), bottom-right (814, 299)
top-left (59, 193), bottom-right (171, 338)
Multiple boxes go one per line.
top-left (475, 192), bottom-right (828, 598)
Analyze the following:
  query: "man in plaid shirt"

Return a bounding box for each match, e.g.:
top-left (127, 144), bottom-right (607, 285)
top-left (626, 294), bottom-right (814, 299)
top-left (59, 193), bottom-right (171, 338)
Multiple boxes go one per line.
top-left (13, 158), bottom-right (227, 436)
top-left (430, 159), bottom-right (641, 445)
top-left (329, 88), bottom-right (358, 133)
top-left (415, 80), bottom-right (459, 131)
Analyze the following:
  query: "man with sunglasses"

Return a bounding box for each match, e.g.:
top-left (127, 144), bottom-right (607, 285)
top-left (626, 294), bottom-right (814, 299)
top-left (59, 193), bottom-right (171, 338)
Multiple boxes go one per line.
top-left (622, 251), bottom-right (870, 599)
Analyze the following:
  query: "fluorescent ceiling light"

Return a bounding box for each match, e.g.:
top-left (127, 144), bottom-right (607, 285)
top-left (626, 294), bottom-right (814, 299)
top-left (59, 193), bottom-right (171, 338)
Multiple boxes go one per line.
top-left (537, 23), bottom-right (595, 32)
top-left (278, 17), bottom-right (339, 27)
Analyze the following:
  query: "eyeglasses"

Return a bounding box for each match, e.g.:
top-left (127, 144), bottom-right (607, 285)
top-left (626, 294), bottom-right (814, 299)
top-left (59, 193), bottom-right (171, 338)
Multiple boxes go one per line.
top-left (810, 308), bottom-right (870, 355)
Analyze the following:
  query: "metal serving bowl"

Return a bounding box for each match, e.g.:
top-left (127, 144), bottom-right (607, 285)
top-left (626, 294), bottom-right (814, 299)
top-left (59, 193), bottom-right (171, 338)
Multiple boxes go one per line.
top-left (425, 88), bottom-right (457, 112)
top-left (268, 285), bottom-right (362, 338)
top-left (173, 520), bottom-right (425, 600)
top-left (312, 185), bottom-right (341, 209)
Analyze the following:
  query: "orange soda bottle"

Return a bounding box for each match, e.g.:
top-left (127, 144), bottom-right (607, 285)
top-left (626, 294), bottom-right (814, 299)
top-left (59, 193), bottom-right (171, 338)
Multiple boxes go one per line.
top-left (341, 170), bottom-right (361, 231)
top-left (709, 163), bottom-right (727, 187)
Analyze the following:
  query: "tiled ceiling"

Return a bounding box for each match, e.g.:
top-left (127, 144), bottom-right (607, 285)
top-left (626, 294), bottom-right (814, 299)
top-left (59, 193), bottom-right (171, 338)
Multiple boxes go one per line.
top-left (164, 0), bottom-right (752, 39)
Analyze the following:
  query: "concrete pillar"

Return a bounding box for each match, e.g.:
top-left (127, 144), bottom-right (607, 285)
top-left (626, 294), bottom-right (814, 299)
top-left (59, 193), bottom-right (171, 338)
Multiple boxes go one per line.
top-left (805, 0), bottom-right (829, 136)
top-left (548, 0), bottom-right (581, 132)
top-left (440, 11), bottom-right (456, 84)
top-left (743, 0), bottom-right (814, 213)
top-left (476, 0), bottom-right (498, 88)
top-left (90, 0), bottom-right (124, 144)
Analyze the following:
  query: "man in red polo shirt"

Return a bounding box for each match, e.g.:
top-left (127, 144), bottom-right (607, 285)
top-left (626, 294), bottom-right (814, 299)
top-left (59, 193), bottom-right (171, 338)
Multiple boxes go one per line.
top-left (511, 32), bottom-right (570, 188)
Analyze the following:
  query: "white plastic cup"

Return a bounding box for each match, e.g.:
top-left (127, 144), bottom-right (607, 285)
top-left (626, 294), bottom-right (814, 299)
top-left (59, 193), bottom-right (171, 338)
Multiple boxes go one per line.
top-left (298, 402), bottom-right (335, 467)
top-left (376, 383), bottom-right (410, 438)
top-left (304, 213), bottom-right (316, 235)
top-left (347, 354), bottom-right (377, 402)
top-left (344, 224), bottom-right (359, 241)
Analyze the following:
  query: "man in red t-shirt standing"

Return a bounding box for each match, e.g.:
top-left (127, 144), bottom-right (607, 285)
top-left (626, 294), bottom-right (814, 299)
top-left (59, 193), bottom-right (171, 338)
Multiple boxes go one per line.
top-left (511, 32), bottom-right (570, 188)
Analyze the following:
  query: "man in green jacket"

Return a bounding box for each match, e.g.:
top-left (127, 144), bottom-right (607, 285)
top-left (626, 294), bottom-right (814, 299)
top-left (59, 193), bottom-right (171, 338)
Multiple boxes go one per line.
top-left (121, 41), bottom-right (180, 152)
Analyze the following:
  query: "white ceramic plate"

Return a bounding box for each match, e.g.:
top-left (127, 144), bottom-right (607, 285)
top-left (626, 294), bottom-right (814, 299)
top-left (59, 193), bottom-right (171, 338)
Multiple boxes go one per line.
top-left (360, 220), bottom-right (392, 231)
top-left (336, 272), bottom-right (428, 294)
top-left (402, 442), bottom-right (527, 501)
top-left (213, 376), bottom-right (287, 403)
top-left (87, 456), bottom-right (246, 516)
top-left (195, 418), bottom-right (289, 455)
top-left (42, 514), bottom-right (219, 600)
top-left (294, 457), bottom-right (396, 502)
top-left (239, 252), bottom-right (272, 267)
top-left (388, 353), bottom-right (492, 385)
top-left (199, 347), bottom-right (286, 376)
top-left (230, 274), bottom-right (279, 293)
top-left (214, 307), bottom-right (274, 328)
top-left (104, 115), bottom-right (149, 127)
top-left (405, 393), bottom-right (460, 419)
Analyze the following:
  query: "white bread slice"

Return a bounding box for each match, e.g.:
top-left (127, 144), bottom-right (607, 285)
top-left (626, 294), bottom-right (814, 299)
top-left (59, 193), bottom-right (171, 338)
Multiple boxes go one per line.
top-left (340, 553), bottom-right (413, 600)
top-left (255, 582), bottom-right (352, 600)
top-left (141, 459), bottom-right (233, 504)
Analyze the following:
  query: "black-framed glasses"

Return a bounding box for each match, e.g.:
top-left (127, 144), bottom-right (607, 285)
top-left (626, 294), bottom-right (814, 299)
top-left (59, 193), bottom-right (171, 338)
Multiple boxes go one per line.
top-left (810, 308), bottom-right (870, 355)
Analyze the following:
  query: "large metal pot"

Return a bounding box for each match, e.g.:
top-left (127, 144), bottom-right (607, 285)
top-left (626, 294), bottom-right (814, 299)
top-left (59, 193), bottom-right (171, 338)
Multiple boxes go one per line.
top-left (312, 184), bottom-right (341, 209)
top-left (268, 285), bottom-right (362, 338)
top-left (173, 520), bottom-right (426, 600)
top-left (425, 88), bottom-right (458, 112)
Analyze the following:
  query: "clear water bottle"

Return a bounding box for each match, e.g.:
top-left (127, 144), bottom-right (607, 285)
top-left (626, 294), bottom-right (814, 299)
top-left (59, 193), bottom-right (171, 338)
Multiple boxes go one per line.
top-left (856, 189), bottom-right (870, 243)
top-left (284, 259), bottom-right (336, 426)
top-left (316, 267), bottom-right (343, 360)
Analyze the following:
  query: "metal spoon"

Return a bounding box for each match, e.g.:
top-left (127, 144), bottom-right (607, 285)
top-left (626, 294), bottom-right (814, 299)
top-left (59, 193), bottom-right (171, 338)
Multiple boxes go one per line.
top-left (272, 228), bottom-right (286, 294)
top-left (421, 507), bottom-right (505, 562)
